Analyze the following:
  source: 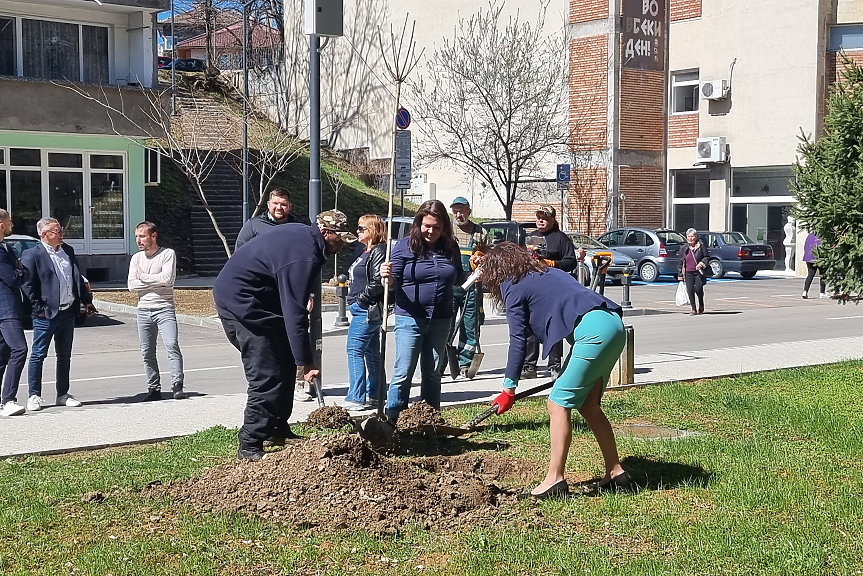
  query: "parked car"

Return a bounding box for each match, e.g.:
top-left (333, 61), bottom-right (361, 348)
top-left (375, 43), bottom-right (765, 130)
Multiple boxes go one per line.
top-left (565, 232), bottom-right (635, 285)
top-left (157, 56), bottom-right (173, 69)
top-left (6, 234), bottom-right (91, 328)
top-left (697, 231), bottom-right (776, 279)
top-left (596, 227), bottom-right (687, 282)
top-left (172, 58), bottom-right (206, 72)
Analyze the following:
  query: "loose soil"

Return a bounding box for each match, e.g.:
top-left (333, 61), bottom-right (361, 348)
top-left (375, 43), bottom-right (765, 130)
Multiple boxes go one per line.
top-left (155, 433), bottom-right (538, 533)
top-left (93, 289), bottom-right (338, 317)
top-left (307, 406), bottom-right (353, 430)
top-left (396, 400), bottom-right (448, 432)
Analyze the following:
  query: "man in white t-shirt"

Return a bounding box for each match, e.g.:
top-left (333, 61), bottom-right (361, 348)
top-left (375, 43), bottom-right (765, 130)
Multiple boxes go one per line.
top-left (128, 221), bottom-right (185, 400)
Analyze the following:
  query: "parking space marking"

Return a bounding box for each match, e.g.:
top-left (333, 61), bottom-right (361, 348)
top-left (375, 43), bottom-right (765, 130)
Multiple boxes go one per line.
top-left (717, 297), bottom-right (749, 300)
top-left (826, 315), bottom-right (863, 320)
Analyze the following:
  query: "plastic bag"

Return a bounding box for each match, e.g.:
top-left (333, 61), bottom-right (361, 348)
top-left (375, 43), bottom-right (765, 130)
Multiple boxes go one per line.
top-left (675, 281), bottom-right (689, 307)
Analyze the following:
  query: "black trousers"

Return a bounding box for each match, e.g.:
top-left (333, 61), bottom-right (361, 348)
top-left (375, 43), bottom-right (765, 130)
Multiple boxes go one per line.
top-left (0, 319), bottom-right (28, 404)
top-left (524, 335), bottom-right (563, 370)
top-left (684, 271), bottom-right (705, 311)
top-left (803, 262), bottom-right (826, 294)
top-left (221, 318), bottom-right (297, 449)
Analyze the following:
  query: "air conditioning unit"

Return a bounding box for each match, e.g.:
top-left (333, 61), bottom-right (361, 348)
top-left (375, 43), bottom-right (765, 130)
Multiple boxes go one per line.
top-left (695, 136), bottom-right (727, 163)
top-left (701, 79), bottom-right (729, 100)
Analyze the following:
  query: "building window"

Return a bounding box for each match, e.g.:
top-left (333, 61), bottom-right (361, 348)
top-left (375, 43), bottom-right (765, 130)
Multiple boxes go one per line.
top-left (671, 70), bottom-right (699, 114)
top-left (830, 24), bottom-right (863, 52)
top-left (671, 169), bottom-right (710, 232)
top-left (0, 15), bottom-right (109, 83)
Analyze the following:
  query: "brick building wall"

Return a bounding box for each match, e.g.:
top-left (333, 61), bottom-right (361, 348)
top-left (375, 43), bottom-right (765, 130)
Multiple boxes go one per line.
top-left (568, 166), bottom-right (609, 236)
top-left (511, 202), bottom-right (562, 223)
top-left (570, 0), bottom-right (608, 24)
top-left (569, 35), bottom-right (609, 150)
top-left (619, 166), bottom-right (663, 228)
top-left (668, 113), bottom-right (699, 148)
top-left (827, 51), bottom-right (863, 84)
top-left (671, 0), bottom-right (701, 21)
top-left (619, 69), bottom-right (665, 150)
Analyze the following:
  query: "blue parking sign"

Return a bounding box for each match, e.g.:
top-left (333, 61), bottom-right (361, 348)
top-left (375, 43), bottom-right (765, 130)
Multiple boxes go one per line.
top-left (557, 164), bottom-right (570, 190)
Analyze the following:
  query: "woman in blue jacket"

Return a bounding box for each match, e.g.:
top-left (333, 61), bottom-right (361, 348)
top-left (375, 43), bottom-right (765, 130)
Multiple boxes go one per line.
top-left (380, 200), bottom-right (464, 421)
top-left (482, 242), bottom-right (629, 498)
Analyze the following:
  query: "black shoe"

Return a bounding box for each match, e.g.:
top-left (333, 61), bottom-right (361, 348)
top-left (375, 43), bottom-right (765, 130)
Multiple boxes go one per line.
top-left (517, 479), bottom-right (569, 500)
top-left (144, 389), bottom-right (162, 401)
top-left (236, 447), bottom-right (265, 462)
top-left (520, 366), bottom-right (537, 380)
top-left (172, 389), bottom-right (186, 400)
top-left (592, 472), bottom-right (632, 492)
top-left (263, 428), bottom-right (303, 448)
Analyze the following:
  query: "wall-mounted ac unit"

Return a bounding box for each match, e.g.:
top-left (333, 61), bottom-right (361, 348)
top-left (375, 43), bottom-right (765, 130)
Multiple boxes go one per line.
top-left (700, 79), bottom-right (729, 100)
top-left (696, 136), bottom-right (727, 163)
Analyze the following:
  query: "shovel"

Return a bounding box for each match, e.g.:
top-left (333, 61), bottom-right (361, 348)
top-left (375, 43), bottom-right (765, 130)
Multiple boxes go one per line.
top-left (446, 302), bottom-right (465, 380)
top-left (465, 380), bottom-right (556, 429)
top-left (312, 376), bottom-right (325, 408)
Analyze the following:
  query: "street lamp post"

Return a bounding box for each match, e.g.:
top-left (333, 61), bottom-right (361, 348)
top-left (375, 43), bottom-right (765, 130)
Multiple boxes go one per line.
top-left (241, 1), bottom-right (250, 223)
top-left (170, 0), bottom-right (176, 115)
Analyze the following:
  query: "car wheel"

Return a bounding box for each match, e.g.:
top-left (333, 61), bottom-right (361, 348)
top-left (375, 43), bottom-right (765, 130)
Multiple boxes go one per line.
top-left (740, 271), bottom-right (757, 279)
top-left (638, 261), bottom-right (659, 283)
top-left (709, 259), bottom-right (725, 279)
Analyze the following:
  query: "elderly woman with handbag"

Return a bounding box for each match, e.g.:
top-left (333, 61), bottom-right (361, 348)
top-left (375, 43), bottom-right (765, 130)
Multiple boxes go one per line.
top-left (677, 228), bottom-right (711, 315)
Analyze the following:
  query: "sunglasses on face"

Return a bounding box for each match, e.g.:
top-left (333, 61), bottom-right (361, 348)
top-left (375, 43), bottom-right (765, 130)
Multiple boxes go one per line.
top-left (357, 226), bottom-right (367, 233)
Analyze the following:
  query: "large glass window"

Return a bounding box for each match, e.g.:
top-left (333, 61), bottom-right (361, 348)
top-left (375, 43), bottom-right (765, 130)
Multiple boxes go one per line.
top-left (674, 204), bottom-right (709, 232)
top-left (671, 70), bottom-right (699, 114)
top-left (830, 24), bottom-right (863, 52)
top-left (49, 172), bottom-right (84, 239)
top-left (674, 169), bottom-right (710, 198)
top-left (82, 25), bottom-right (109, 84)
top-left (732, 166), bottom-right (794, 196)
top-left (90, 172), bottom-right (124, 239)
top-left (0, 17), bottom-right (14, 76)
top-left (10, 171), bottom-right (41, 237)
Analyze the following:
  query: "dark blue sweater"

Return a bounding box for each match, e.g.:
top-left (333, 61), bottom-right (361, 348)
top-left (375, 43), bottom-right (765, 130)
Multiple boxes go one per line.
top-left (501, 267), bottom-right (621, 381)
top-left (214, 223), bottom-right (326, 366)
top-left (390, 237), bottom-right (464, 320)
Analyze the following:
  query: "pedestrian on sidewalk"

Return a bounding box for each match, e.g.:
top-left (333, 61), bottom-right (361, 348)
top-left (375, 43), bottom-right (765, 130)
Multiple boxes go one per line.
top-left (340, 215), bottom-right (388, 412)
top-left (128, 221), bottom-right (185, 401)
top-left (380, 200), bottom-right (466, 422)
top-left (523, 205), bottom-right (577, 379)
top-left (0, 209), bottom-right (28, 417)
top-left (677, 228), bottom-right (710, 315)
top-left (214, 211), bottom-right (354, 461)
top-left (448, 197), bottom-right (488, 379)
top-left (481, 242), bottom-right (628, 498)
top-left (802, 232), bottom-right (827, 299)
top-left (21, 217), bottom-right (96, 411)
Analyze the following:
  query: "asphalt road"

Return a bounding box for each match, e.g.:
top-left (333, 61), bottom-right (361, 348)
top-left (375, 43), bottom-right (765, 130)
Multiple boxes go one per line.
top-left (12, 276), bottom-right (861, 406)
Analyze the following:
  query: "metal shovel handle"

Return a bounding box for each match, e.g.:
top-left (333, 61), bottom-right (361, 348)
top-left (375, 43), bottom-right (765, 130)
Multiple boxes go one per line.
top-left (313, 376), bottom-right (325, 407)
top-left (466, 379), bottom-right (556, 428)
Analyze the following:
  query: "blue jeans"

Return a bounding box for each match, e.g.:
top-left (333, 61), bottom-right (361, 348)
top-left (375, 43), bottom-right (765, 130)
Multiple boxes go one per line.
top-left (385, 314), bottom-right (451, 420)
top-left (345, 301), bottom-right (381, 403)
top-left (28, 308), bottom-right (75, 399)
top-left (137, 307), bottom-right (185, 391)
top-left (0, 319), bottom-right (28, 404)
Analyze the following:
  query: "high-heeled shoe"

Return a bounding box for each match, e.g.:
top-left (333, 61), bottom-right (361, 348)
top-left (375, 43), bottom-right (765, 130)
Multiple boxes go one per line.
top-left (517, 479), bottom-right (569, 500)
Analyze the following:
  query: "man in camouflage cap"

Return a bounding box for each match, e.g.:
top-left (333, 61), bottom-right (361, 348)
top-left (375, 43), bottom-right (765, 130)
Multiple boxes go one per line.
top-left (214, 210), bottom-right (352, 461)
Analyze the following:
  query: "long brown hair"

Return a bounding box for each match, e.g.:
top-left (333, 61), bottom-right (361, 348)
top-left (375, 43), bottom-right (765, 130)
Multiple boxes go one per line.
top-left (481, 242), bottom-right (548, 302)
top-left (408, 199), bottom-right (457, 258)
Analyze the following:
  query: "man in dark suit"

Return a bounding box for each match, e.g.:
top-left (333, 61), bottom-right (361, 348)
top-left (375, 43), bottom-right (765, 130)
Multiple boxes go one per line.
top-left (21, 217), bottom-right (96, 410)
top-left (0, 209), bottom-right (28, 417)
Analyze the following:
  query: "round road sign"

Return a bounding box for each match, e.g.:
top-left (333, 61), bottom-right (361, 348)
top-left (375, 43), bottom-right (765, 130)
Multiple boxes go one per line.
top-left (396, 107), bottom-right (411, 130)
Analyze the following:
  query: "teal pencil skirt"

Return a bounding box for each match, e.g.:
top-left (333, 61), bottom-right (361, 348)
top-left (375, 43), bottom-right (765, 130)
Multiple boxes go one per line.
top-left (547, 308), bottom-right (626, 410)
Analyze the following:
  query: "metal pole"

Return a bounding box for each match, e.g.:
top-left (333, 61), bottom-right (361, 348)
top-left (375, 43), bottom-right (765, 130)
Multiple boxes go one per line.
top-left (309, 33), bottom-right (323, 382)
top-left (241, 2), bottom-right (249, 223)
top-left (170, 0), bottom-right (176, 115)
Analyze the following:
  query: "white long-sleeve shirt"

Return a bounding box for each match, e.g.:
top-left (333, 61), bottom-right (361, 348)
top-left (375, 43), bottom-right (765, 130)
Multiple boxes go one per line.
top-left (127, 247), bottom-right (176, 309)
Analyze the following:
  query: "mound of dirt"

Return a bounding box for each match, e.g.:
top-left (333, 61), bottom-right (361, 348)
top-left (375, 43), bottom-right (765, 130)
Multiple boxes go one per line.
top-left (157, 434), bottom-right (526, 533)
top-left (307, 405), bottom-right (353, 429)
top-left (396, 400), bottom-right (448, 432)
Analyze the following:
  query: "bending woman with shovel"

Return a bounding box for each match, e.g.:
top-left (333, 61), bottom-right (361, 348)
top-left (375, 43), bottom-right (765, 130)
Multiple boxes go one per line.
top-left (481, 242), bottom-right (630, 498)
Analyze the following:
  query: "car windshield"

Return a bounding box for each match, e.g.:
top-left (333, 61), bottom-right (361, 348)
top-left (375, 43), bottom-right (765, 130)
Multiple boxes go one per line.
top-left (657, 230), bottom-right (686, 244)
top-left (720, 232), bottom-right (754, 244)
top-left (568, 233), bottom-right (605, 249)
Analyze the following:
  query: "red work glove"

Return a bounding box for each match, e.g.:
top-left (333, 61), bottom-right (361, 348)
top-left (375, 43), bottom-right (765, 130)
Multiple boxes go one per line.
top-left (492, 389), bottom-right (516, 415)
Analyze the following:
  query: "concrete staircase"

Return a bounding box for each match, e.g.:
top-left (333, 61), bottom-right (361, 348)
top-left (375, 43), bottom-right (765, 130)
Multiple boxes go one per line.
top-left (189, 155), bottom-right (244, 276)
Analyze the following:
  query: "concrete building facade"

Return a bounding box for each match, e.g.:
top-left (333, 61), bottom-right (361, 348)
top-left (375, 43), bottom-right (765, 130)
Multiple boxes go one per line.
top-left (0, 0), bottom-right (166, 280)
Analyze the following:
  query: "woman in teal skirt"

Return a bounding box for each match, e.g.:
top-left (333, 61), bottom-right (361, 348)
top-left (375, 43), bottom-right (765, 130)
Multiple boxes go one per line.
top-left (481, 242), bottom-right (629, 498)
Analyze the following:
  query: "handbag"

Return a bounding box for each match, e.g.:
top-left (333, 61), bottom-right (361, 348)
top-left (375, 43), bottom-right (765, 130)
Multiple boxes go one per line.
top-left (675, 281), bottom-right (688, 307)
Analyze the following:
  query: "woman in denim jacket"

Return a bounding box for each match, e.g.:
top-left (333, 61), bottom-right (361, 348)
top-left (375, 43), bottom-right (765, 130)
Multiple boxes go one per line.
top-left (380, 200), bottom-right (465, 421)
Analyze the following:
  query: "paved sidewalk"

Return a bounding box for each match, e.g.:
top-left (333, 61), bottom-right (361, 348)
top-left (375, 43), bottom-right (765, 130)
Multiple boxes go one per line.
top-left (2, 333), bottom-right (861, 458)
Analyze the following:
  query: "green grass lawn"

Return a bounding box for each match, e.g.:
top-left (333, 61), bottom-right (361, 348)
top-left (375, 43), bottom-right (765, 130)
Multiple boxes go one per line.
top-left (2, 363), bottom-right (862, 575)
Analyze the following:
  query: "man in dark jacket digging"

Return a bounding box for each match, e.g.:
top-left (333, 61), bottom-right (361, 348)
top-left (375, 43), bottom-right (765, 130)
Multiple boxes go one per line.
top-left (214, 210), bottom-right (355, 461)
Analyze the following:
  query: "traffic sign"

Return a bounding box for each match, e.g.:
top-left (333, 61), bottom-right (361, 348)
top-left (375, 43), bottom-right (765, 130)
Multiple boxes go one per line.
top-left (395, 130), bottom-right (412, 189)
top-left (557, 164), bottom-right (571, 190)
top-left (396, 107), bottom-right (411, 130)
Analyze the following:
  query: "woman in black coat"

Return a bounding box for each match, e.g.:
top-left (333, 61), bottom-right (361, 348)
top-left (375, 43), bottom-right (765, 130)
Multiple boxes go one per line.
top-left (677, 228), bottom-right (710, 315)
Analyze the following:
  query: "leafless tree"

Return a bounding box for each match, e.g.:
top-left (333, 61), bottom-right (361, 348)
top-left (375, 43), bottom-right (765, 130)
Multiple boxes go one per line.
top-left (413, 1), bottom-right (568, 220)
top-left (61, 85), bottom-right (238, 257)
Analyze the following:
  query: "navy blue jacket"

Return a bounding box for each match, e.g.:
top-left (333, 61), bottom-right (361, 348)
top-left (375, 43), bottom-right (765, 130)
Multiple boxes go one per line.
top-left (0, 242), bottom-right (23, 321)
top-left (501, 267), bottom-right (621, 381)
top-left (390, 237), bottom-right (464, 320)
top-left (213, 223), bottom-right (325, 366)
top-left (20, 243), bottom-right (91, 320)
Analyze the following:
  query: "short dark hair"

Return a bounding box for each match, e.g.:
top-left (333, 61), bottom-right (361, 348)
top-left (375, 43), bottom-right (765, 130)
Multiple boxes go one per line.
top-left (268, 187), bottom-right (291, 201)
top-left (136, 221), bottom-right (158, 235)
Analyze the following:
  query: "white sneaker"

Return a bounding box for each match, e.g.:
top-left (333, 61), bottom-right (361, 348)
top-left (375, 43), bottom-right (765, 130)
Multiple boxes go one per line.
top-left (819, 293), bottom-right (828, 299)
top-left (338, 400), bottom-right (368, 412)
top-left (1, 401), bottom-right (25, 417)
top-left (801, 291), bottom-right (808, 299)
top-left (56, 394), bottom-right (83, 407)
top-left (26, 395), bottom-right (45, 412)
top-left (294, 386), bottom-right (314, 402)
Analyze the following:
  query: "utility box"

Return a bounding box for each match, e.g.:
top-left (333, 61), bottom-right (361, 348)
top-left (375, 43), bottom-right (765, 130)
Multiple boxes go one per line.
top-left (610, 325), bottom-right (635, 386)
top-left (304, 0), bottom-right (343, 37)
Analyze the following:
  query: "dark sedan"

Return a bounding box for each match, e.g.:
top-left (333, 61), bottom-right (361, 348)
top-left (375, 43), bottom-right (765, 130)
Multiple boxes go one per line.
top-left (172, 58), bottom-right (206, 72)
top-left (697, 231), bottom-right (776, 279)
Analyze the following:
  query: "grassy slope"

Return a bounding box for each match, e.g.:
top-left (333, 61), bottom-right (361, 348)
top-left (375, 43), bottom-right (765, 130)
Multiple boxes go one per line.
top-left (1, 363), bottom-right (862, 575)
